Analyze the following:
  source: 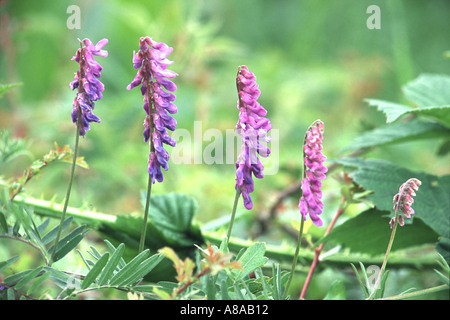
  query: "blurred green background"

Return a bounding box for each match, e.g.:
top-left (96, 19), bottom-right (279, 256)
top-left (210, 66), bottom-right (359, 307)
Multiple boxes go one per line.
top-left (1, 0), bottom-right (449, 300)
top-left (1, 0), bottom-right (448, 219)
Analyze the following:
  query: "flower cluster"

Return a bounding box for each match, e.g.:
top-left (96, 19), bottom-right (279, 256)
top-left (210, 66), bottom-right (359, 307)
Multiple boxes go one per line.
top-left (299, 120), bottom-right (327, 227)
top-left (127, 37), bottom-right (178, 183)
top-left (235, 65), bottom-right (272, 210)
top-left (390, 178), bottom-right (422, 228)
top-left (70, 38), bottom-right (108, 136)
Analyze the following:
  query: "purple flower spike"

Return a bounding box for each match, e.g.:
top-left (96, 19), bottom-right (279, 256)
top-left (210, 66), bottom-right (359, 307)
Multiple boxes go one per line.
top-left (70, 38), bottom-right (108, 136)
top-left (390, 178), bottom-right (421, 228)
top-left (127, 37), bottom-right (178, 184)
top-left (299, 120), bottom-right (327, 227)
top-left (235, 66), bottom-right (272, 210)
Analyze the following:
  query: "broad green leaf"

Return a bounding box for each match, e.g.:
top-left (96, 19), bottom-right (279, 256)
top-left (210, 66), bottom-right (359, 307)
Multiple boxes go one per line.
top-left (231, 242), bottom-right (268, 281)
top-left (402, 74), bottom-right (450, 109)
top-left (365, 99), bottom-right (412, 123)
top-left (82, 253), bottom-right (110, 289)
top-left (320, 208), bottom-right (439, 255)
top-left (97, 243), bottom-right (125, 286)
top-left (340, 119), bottom-right (449, 153)
top-left (333, 158), bottom-right (450, 260)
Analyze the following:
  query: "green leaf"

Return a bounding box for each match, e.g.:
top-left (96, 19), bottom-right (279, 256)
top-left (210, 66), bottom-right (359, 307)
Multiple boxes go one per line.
top-left (0, 256), bottom-right (20, 273)
top-left (231, 242), bottom-right (268, 281)
top-left (109, 249), bottom-right (151, 286)
top-left (323, 280), bottom-right (346, 300)
top-left (52, 227), bottom-right (89, 262)
top-left (14, 266), bottom-right (44, 290)
top-left (0, 83), bottom-right (22, 98)
top-left (82, 253), bottom-right (110, 289)
top-left (115, 253), bottom-right (164, 286)
top-left (333, 158), bottom-right (450, 259)
top-left (402, 74), bottom-right (450, 109)
top-left (41, 216), bottom-right (74, 245)
top-left (97, 243), bottom-right (125, 286)
top-left (320, 208), bottom-right (439, 255)
top-left (340, 119), bottom-right (449, 153)
top-left (26, 270), bottom-right (50, 296)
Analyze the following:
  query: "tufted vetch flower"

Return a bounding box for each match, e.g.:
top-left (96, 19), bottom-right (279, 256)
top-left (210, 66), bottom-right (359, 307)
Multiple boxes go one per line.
top-left (234, 65), bottom-right (272, 210)
top-left (390, 178), bottom-right (421, 228)
top-left (127, 36), bottom-right (178, 183)
top-left (70, 38), bottom-right (108, 136)
top-left (299, 120), bottom-right (327, 227)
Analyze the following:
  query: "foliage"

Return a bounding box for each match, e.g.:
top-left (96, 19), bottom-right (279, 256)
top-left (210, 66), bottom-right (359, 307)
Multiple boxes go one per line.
top-left (1, 0), bottom-right (449, 302)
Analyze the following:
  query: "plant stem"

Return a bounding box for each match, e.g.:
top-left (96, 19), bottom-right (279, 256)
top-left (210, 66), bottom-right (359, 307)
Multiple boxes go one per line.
top-left (283, 215), bottom-right (305, 299)
top-left (49, 110), bottom-right (81, 265)
top-left (139, 170), bottom-right (153, 253)
top-left (367, 208), bottom-right (400, 300)
top-left (226, 188), bottom-right (241, 241)
top-left (299, 196), bottom-right (346, 299)
top-left (376, 284), bottom-right (449, 300)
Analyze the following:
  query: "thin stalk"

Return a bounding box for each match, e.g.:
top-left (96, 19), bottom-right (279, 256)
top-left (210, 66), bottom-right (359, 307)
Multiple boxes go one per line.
top-left (226, 188), bottom-right (241, 241)
top-left (376, 284), bottom-right (449, 300)
top-left (139, 167), bottom-right (153, 253)
top-left (300, 196), bottom-right (346, 299)
top-left (49, 109), bottom-right (81, 265)
top-left (283, 215), bottom-right (305, 299)
top-left (367, 209), bottom-right (400, 300)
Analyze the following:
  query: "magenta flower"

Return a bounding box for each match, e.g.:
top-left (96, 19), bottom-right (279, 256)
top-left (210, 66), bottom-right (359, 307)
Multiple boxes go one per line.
top-left (127, 37), bottom-right (178, 183)
top-left (299, 120), bottom-right (327, 227)
top-left (70, 38), bottom-right (108, 136)
top-left (390, 178), bottom-right (421, 228)
top-left (235, 65), bottom-right (272, 210)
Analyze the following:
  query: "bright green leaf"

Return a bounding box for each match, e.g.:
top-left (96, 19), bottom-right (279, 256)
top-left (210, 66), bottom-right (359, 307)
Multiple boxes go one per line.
top-left (82, 253), bottom-right (110, 289)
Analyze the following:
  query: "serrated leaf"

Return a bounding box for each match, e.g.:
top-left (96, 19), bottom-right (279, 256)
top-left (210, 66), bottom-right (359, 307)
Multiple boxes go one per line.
top-left (403, 74), bottom-right (450, 109)
top-left (320, 208), bottom-right (439, 255)
top-left (340, 119), bottom-right (449, 153)
top-left (231, 243), bottom-right (268, 281)
top-left (82, 253), bottom-right (110, 289)
top-left (333, 158), bottom-right (450, 261)
top-left (97, 243), bottom-right (125, 286)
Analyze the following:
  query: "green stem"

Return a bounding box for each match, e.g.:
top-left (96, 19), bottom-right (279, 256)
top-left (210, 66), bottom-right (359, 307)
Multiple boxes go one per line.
top-left (283, 216), bottom-right (305, 299)
top-left (367, 209), bottom-right (400, 300)
top-left (49, 111), bottom-right (81, 265)
top-left (376, 284), bottom-right (449, 300)
top-left (139, 171), bottom-right (152, 253)
top-left (226, 188), bottom-right (241, 241)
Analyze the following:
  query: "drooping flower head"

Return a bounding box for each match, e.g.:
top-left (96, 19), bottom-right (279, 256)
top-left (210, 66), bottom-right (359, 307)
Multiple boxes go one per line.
top-left (235, 65), bottom-right (272, 210)
top-left (299, 120), bottom-right (327, 227)
top-left (70, 38), bottom-right (108, 136)
top-left (390, 178), bottom-right (421, 228)
top-left (127, 37), bottom-right (178, 183)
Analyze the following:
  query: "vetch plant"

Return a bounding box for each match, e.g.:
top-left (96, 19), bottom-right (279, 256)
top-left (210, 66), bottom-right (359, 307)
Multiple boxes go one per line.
top-left (50, 38), bottom-right (108, 264)
top-left (285, 119), bottom-right (328, 298)
top-left (0, 31), bottom-right (448, 302)
top-left (367, 178), bottom-right (421, 299)
top-left (227, 65), bottom-right (272, 240)
top-left (127, 36), bottom-right (178, 253)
